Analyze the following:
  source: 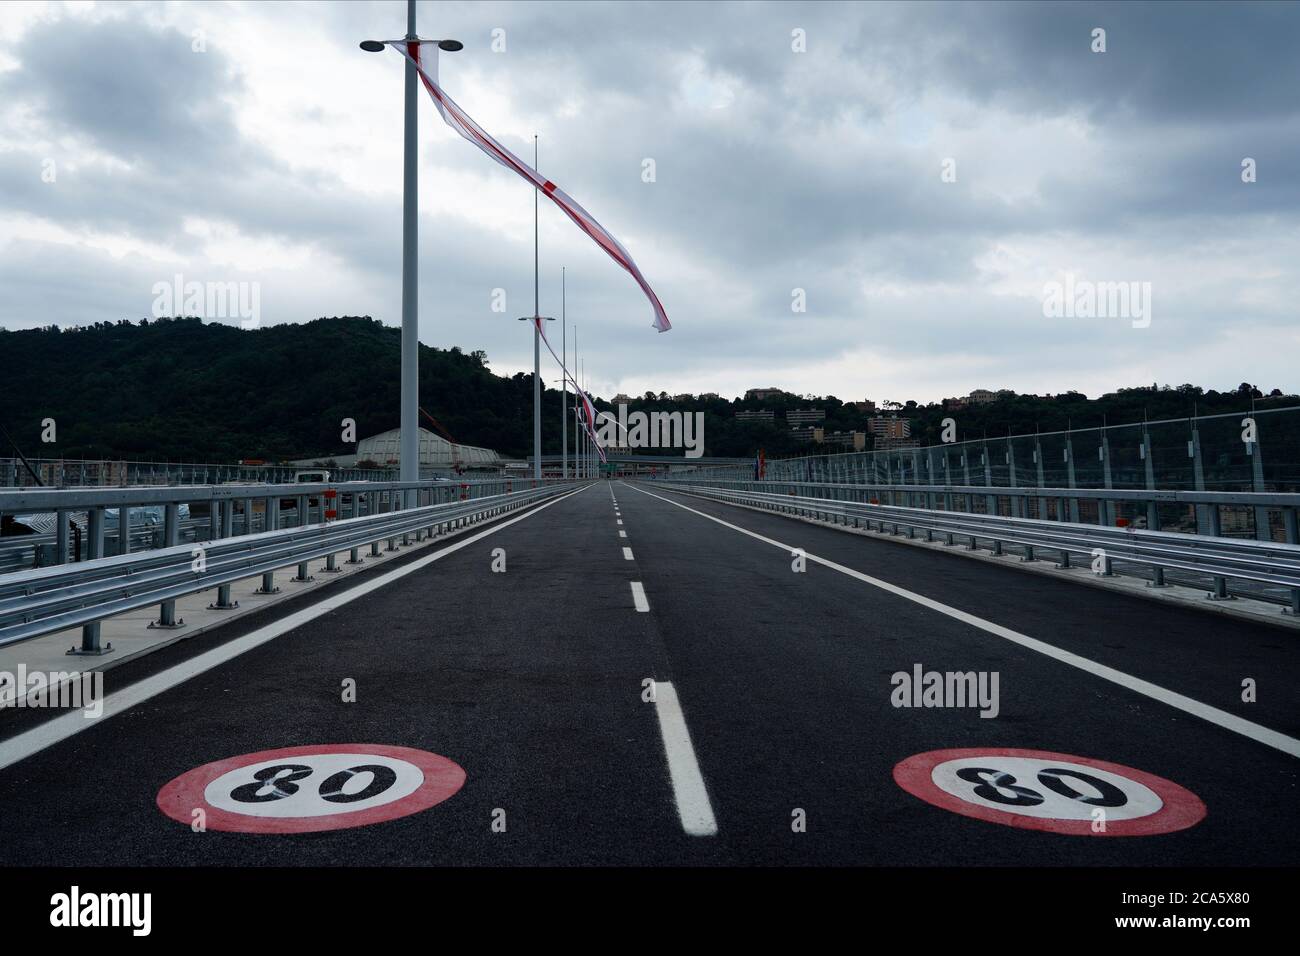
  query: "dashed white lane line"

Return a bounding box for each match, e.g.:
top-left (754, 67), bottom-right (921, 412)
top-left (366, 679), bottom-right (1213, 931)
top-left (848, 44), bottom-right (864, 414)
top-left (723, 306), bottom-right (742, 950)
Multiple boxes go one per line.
top-left (618, 530), bottom-right (627, 538)
top-left (653, 681), bottom-right (718, 837)
top-left (622, 547), bottom-right (634, 560)
top-left (617, 519), bottom-right (623, 525)
top-left (0, 485), bottom-right (593, 772)
top-left (630, 581), bottom-right (650, 612)
top-left (627, 483), bottom-right (1300, 760)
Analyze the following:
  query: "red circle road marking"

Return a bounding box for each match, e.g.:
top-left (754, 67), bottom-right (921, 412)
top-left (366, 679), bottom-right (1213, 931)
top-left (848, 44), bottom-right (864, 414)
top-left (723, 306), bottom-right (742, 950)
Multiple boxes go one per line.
top-left (157, 744), bottom-right (466, 834)
top-left (893, 748), bottom-right (1206, 837)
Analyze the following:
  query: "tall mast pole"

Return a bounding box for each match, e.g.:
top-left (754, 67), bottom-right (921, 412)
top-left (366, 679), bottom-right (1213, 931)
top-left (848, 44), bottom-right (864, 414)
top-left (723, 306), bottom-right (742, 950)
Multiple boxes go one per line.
top-left (561, 267), bottom-right (567, 480)
top-left (532, 134), bottom-right (542, 481)
top-left (400, 0), bottom-right (419, 498)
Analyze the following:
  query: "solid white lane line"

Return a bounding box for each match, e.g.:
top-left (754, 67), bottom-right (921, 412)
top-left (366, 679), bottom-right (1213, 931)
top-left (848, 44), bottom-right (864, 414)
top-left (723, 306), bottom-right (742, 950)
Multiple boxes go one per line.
top-left (630, 581), bottom-right (650, 612)
top-left (0, 485), bottom-right (591, 772)
top-left (622, 547), bottom-right (634, 560)
top-left (627, 484), bottom-right (1300, 760)
top-left (653, 681), bottom-right (718, 837)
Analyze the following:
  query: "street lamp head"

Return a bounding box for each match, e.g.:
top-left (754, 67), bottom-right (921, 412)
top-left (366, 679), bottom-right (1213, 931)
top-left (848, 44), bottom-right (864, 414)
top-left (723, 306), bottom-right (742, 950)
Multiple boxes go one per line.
top-left (359, 40), bottom-right (386, 52)
top-left (438, 39), bottom-right (464, 52)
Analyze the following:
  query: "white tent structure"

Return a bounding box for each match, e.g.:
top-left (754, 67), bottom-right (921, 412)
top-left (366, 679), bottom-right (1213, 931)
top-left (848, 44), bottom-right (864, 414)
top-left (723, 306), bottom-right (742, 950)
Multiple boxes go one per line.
top-left (355, 427), bottom-right (500, 471)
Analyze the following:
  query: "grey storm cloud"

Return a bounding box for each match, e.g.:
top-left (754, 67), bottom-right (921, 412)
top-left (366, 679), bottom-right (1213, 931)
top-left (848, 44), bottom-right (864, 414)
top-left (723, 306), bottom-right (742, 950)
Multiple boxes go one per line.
top-left (1, 0), bottom-right (1297, 402)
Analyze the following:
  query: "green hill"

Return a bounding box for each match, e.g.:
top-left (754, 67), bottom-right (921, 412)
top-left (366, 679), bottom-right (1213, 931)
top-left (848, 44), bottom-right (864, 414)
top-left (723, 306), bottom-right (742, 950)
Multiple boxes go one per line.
top-left (0, 316), bottom-right (556, 462)
top-left (0, 317), bottom-right (1294, 464)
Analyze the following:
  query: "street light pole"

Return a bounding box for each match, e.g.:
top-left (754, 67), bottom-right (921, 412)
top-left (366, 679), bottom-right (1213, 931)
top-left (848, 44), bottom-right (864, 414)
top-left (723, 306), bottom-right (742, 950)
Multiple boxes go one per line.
top-left (400, 0), bottom-right (419, 503)
top-left (533, 134), bottom-right (540, 480)
top-left (561, 267), bottom-right (567, 480)
top-left (575, 326), bottom-right (581, 478)
top-left (360, 7), bottom-right (461, 503)
top-left (517, 135), bottom-right (553, 482)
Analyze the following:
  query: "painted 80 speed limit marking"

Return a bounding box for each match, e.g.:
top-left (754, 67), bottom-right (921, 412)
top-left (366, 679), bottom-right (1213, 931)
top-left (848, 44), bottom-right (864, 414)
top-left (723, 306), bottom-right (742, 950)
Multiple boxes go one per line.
top-left (893, 748), bottom-right (1206, 836)
top-left (157, 744), bottom-right (466, 833)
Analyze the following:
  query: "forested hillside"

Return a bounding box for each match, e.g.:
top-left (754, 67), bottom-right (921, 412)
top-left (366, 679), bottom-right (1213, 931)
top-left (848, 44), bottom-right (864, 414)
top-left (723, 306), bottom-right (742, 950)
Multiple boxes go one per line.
top-left (0, 317), bottom-right (1293, 463)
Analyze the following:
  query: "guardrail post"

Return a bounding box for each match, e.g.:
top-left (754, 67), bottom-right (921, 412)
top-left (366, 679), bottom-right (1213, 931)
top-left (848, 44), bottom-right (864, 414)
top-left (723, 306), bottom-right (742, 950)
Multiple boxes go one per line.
top-left (1034, 436), bottom-right (1048, 521)
top-left (1250, 428), bottom-right (1270, 541)
top-left (1099, 429), bottom-right (1113, 526)
top-left (1284, 509), bottom-right (1300, 614)
top-left (256, 497), bottom-right (282, 594)
top-left (1006, 439), bottom-right (1020, 518)
top-left (401, 489), bottom-right (412, 546)
top-left (68, 507), bottom-right (113, 656)
top-left (982, 443), bottom-right (996, 517)
top-left (119, 505), bottom-right (132, 556)
top-left (1064, 435), bottom-right (1080, 522)
top-left (56, 509), bottom-right (70, 564)
top-left (1191, 421), bottom-right (1209, 533)
top-left (1203, 505), bottom-right (1234, 600)
top-left (1142, 427), bottom-right (1160, 531)
top-left (209, 502), bottom-right (239, 608)
top-left (151, 503), bottom-right (186, 628)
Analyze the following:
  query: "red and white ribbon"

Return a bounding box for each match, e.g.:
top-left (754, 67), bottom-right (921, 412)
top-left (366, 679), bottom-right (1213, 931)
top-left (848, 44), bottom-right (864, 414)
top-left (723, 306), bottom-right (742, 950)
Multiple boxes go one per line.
top-left (387, 41), bottom-right (671, 334)
top-left (529, 317), bottom-right (608, 462)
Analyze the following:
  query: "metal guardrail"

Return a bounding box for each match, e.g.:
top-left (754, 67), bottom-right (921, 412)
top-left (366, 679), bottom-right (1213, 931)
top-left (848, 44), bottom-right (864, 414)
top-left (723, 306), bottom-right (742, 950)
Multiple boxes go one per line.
top-left (0, 477), bottom-right (555, 570)
top-left (0, 480), bottom-right (580, 654)
top-left (648, 480), bottom-right (1300, 614)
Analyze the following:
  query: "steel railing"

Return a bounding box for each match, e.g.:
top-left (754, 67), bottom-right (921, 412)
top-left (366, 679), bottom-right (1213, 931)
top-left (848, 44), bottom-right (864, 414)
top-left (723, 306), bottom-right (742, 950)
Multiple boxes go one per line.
top-left (0, 480), bottom-right (581, 654)
top-left (645, 480), bottom-right (1300, 614)
top-left (0, 476), bottom-right (561, 571)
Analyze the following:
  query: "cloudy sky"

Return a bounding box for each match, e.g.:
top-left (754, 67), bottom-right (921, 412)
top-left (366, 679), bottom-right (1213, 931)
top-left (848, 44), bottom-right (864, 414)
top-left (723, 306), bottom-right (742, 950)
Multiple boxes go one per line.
top-left (2, 0), bottom-right (1297, 404)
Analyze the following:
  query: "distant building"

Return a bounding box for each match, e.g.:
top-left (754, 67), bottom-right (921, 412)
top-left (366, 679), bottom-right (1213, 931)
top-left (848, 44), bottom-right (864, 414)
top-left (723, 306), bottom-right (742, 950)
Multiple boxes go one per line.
top-left (823, 430), bottom-right (866, 451)
top-left (853, 399), bottom-right (877, 413)
top-left (612, 393), bottom-right (633, 404)
top-left (866, 416), bottom-right (912, 439)
top-left (672, 393), bottom-right (694, 402)
top-left (786, 408), bottom-right (826, 425)
top-left (745, 387), bottom-right (784, 401)
top-left (352, 427), bottom-right (501, 470)
top-left (735, 409), bottom-right (776, 422)
top-left (698, 392), bottom-right (720, 400)
top-left (789, 426), bottom-right (825, 444)
top-left (968, 389), bottom-right (997, 405)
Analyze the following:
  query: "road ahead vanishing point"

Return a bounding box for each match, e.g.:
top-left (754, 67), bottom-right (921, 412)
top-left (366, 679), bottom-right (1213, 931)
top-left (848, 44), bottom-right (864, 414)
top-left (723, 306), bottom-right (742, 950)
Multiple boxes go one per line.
top-left (1, 480), bottom-right (1294, 867)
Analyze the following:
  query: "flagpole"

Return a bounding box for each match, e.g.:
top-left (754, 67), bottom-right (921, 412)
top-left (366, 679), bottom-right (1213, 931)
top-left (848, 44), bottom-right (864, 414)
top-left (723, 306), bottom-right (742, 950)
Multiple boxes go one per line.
top-left (561, 267), bottom-right (568, 480)
top-left (400, 0), bottom-right (419, 500)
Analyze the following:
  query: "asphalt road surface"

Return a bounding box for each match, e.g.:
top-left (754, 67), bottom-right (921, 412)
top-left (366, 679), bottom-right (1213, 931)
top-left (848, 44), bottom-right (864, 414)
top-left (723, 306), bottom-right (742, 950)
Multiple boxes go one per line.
top-left (0, 480), bottom-right (1296, 866)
